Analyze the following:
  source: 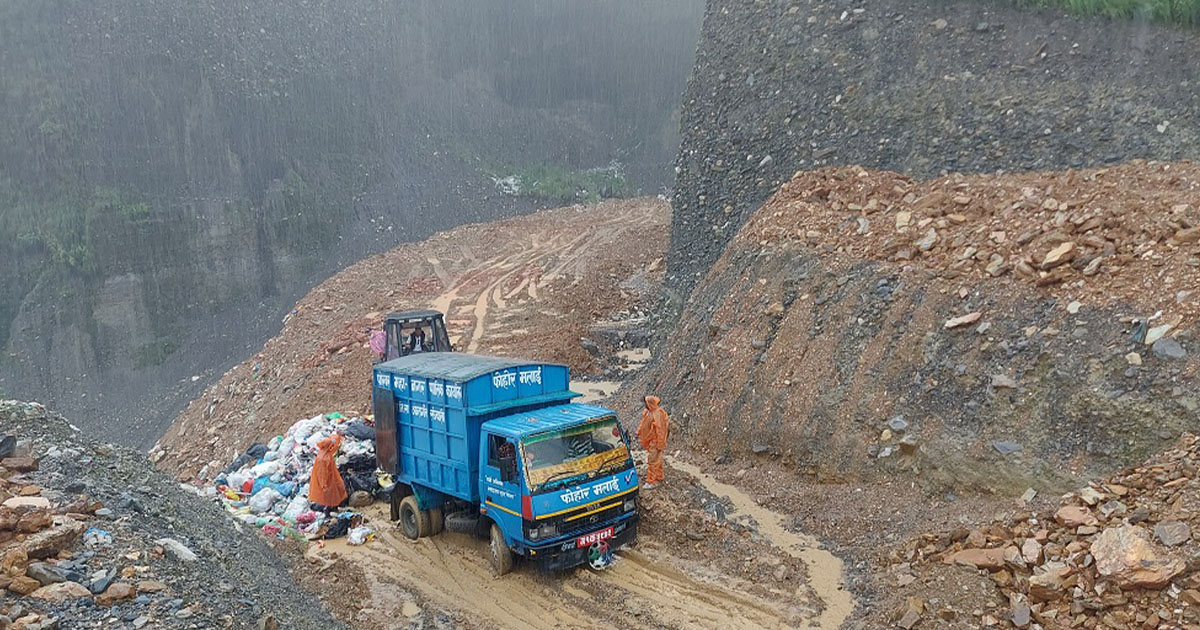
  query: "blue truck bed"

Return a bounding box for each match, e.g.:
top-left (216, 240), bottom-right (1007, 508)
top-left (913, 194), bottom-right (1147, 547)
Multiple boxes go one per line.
top-left (372, 353), bottom-right (578, 504)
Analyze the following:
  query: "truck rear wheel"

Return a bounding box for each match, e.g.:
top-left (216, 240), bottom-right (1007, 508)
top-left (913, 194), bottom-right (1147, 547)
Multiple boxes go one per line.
top-left (399, 496), bottom-right (432, 540)
top-left (428, 507), bottom-right (444, 536)
top-left (489, 523), bottom-right (514, 576)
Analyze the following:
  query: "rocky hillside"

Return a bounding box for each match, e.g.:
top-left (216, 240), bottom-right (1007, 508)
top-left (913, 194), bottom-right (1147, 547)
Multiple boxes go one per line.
top-left (0, 0), bottom-right (702, 448)
top-left (668, 0), bottom-right (1200, 302)
top-left (630, 162), bottom-right (1198, 494)
top-left (880, 432), bottom-right (1200, 629)
top-left (0, 400), bottom-right (342, 629)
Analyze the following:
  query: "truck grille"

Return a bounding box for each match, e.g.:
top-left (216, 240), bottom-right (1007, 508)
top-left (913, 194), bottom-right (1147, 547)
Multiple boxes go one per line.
top-left (555, 494), bottom-right (631, 534)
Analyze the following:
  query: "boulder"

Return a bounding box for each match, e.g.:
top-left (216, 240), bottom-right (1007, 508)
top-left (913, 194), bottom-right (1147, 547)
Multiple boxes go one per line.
top-left (1041, 242), bottom-right (1076, 269)
top-left (15, 510), bottom-right (52, 534)
top-left (155, 538), bottom-right (198, 563)
top-left (1091, 525), bottom-right (1184, 589)
top-left (7, 575), bottom-right (41, 595)
top-left (1054, 505), bottom-right (1097, 528)
top-left (24, 563), bottom-right (67, 586)
top-left (0, 457), bottom-right (37, 473)
top-left (1, 497), bottom-right (50, 510)
top-left (1151, 338), bottom-right (1186, 360)
top-left (95, 582), bottom-right (136, 606)
top-left (1154, 521), bottom-right (1190, 547)
top-left (2, 546), bottom-right (29, 577)
top-left (23, 518), bottom-right (85, 559)
top-left (1020, 539), bottom-right (1042, 565)
top-left (948, 547), bottom-right (1008, 570)
top-left (28, 581), bottom-right (92, 603)
top-left (1027, 562), bottom-right (1070, 602)
top-left (136, 580), bottom-right (166, 593)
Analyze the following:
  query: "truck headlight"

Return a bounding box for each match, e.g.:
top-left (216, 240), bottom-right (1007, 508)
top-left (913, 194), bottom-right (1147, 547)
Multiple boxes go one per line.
top-left (529, 523), bottom-right (558, 540)
top-left (624, 498), bottom-right (636, 512)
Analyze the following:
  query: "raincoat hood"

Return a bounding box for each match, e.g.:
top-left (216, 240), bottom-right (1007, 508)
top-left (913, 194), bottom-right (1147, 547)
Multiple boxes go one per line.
top-left (644, 395), bottom-right (660, 411)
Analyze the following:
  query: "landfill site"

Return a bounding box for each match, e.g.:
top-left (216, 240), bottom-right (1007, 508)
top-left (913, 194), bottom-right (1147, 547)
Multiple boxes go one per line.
top-left (4, 1), bottom-right (1200, 630)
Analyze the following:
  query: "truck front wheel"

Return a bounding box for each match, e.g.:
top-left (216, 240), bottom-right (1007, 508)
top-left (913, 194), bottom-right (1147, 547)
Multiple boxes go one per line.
top-left (489, 523), bottom-right (514, 576)
top-left (399, 496), bottom-right (432, 540)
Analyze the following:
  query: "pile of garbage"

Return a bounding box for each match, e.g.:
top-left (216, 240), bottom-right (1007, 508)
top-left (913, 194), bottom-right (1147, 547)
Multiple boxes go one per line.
top-left (210, 413), bottom-right (389, 546)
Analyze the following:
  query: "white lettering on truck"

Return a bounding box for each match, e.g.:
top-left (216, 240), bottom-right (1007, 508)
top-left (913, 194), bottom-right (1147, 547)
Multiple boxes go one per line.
top-left (492, 372), bottom-right (517, 388)
top-left (446, 384), bottom-right (463, 400)
top-left (561, 486), bottom-right (592, 504)
top-left (518, 367), bottom-right (543, 385)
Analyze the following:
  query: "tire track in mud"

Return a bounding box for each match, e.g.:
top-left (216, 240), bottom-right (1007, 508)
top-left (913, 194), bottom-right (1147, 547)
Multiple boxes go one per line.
top-left (337, 507), bottom-right (809, 630)
top-left (429, 211), bottom-right (659, 351)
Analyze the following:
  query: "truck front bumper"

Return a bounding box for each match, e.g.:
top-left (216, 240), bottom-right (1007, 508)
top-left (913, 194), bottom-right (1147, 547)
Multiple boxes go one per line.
top-left (525, 514), bottom-right (639, 572)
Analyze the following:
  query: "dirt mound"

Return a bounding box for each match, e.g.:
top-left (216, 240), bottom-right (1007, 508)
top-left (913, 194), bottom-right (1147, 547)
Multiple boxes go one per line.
top-left (884, 433), bottom-right (1200, 629)
top-left (155, 199), bottom-right (669, 480)
top-left (0, 400), bottom-right (341, 629)
top-left (628, 163), bottom-right (1198, 494)
top-left (750, 161), bottom-right (1200, 324)
top-left (669, 0), bottom-right (1200, 302)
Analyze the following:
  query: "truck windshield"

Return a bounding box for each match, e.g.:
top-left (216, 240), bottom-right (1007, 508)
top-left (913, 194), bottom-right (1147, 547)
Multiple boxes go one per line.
top-left (521, 417), bottom-right (631, 492)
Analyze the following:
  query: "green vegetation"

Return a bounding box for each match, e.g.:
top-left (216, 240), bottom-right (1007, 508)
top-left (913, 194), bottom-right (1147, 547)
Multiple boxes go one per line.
top-left (0, 184), bottom-right (154, 272)
top-left (1013, 0), bottom-right (1200, 26)
top-left (489, 163), bottom-right (633, 205)
top-left (134, 337), bottom-right (180, 369)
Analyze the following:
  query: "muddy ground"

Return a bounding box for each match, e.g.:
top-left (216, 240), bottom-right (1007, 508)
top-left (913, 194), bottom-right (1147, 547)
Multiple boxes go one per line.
top-left (294, 454), bottom-right (854, 630)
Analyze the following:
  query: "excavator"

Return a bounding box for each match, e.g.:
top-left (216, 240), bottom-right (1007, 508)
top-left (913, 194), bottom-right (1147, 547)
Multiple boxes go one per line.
top-left (382, 310), bottom-right (453, 360)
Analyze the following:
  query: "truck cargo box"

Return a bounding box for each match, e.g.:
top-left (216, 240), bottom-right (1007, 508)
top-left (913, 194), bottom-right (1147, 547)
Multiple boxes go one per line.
top-left (372, 353), bottom-right (578, 503)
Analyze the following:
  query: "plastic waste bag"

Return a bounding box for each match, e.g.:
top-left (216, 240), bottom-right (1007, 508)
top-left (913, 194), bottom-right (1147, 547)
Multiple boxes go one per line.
top-left (83, 528), bottom-right (113, 548)
top-left (347, 526), bottom-right (374, 546)
top-left (248, 487), bottom-right (283, 513)
top-left (281, 494), bottom-right (309, 520)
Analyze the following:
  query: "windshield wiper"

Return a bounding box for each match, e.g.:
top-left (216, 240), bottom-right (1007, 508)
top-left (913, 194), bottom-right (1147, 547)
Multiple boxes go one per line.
top-left (593, 450), bottom-right (630, 477)
top-left (540, 469), bottom-right (587, 490)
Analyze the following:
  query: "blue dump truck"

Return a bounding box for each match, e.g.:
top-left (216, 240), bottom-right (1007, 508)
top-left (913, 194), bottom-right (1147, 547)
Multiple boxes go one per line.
top-left (371, 353), bottom-right (639, 575)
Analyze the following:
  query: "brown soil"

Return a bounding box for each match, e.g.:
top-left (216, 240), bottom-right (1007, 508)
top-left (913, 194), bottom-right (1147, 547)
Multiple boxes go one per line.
top-left (751, 161), bottom-right (1200, 325)
top-left (154, 198), bottom-right (669, 480)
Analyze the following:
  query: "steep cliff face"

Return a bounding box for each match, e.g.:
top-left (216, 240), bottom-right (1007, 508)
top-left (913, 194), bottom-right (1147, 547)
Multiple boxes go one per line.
top-left (633, 164), bottom-right (1199, 494)
top-left (0, 0), bottom-right (703, 445)
top-left (668, 0), bottom-right (1200, 303)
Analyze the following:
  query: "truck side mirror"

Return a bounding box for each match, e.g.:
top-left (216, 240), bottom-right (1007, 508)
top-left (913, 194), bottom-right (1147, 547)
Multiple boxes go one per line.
top-left (499, 455), bottom-right (517, 482)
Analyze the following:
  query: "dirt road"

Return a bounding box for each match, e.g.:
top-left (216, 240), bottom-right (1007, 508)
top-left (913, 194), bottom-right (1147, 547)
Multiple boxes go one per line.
top-left (310, 461), bottom-right (855, 630)
top-left (161, 197), bottom-right (856, 627)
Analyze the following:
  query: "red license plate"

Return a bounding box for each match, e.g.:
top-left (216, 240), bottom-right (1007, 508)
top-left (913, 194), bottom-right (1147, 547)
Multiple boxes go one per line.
top-left (576, 527), bottom-right (614, 548)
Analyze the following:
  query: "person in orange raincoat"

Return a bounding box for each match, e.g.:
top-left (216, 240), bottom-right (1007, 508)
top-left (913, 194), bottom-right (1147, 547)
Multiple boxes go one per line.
top-left (637, 395), bottom-right (669, 488)
top-left (309, 432), bottom-right (348, 511)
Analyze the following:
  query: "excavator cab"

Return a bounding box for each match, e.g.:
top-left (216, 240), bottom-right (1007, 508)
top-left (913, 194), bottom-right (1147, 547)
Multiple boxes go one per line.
top-left (383, 310), bottom-right (452, 360)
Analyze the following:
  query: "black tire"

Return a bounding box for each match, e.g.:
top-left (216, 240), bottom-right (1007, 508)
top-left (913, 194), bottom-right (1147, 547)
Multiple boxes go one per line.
top-left (489, 523), bottom-right (514, 576)
top-left (444, 511), bottom-right (480, 534)
top-left (399, 496), bottom-right (431, 540)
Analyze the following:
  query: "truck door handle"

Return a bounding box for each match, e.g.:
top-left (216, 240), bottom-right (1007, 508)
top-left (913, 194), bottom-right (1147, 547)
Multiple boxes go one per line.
top-left (486, 496), bottom-right (494, 502)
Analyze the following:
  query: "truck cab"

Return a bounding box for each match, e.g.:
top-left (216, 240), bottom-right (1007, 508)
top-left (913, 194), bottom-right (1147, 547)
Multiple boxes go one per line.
top-left (480, 408), bottom-right (639, 572)
top-left (383, 310), bottom-right (452, 360)
top-left (372, 353), bottom-right (639, 575)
